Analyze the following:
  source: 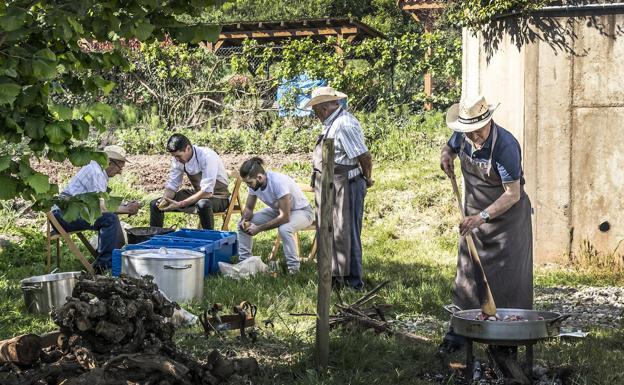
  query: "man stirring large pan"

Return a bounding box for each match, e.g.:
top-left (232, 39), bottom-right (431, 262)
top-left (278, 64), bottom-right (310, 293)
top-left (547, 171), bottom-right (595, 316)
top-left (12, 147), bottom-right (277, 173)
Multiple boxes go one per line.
top-left (438, 95), bottom-right (533, 354)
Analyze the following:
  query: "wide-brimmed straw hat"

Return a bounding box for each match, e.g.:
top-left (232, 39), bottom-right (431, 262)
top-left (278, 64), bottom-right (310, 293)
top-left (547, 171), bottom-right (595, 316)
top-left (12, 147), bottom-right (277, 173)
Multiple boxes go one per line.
top-left (446, 95), bottom-right (499, 133)
top-left (304, 86), bottom-right (347, 109)
top-left (104, 145), bottom-right (129, 163)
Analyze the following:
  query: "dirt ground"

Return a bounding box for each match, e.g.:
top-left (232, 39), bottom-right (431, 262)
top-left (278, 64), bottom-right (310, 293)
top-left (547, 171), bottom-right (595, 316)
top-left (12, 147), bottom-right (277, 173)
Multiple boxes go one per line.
top-left (34, 153), bottom-right (311, 193)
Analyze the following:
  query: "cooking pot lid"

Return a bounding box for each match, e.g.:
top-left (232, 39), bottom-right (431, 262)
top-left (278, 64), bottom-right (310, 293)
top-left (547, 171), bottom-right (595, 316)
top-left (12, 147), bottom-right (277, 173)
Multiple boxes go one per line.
top-left (20, 271), bottom-right (81, 285)
top-left (126, 226), bottom-right (174, 236)
top-left (122, 247), bottom-right (204, 260)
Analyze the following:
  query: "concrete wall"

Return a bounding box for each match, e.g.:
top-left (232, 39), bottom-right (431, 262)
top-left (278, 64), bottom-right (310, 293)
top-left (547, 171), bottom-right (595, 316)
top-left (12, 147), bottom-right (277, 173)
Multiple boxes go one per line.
top-left (463, 12), bottom-right (624, 263)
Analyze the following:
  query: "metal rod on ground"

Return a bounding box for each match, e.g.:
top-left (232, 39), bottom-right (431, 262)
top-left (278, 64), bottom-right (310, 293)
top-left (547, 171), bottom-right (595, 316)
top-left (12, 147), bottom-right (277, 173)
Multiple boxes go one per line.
top-left (316, 138), bottom-right (334, 369)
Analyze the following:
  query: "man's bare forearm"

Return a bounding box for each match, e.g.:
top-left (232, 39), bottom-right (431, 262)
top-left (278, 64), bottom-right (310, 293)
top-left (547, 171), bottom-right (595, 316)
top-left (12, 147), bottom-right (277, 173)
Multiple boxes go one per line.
top-left (486, 181), bottom-right (521, 219)
top-left (358, 151), bottom-right (373, 179)
top-left (180, 190), bottom-right (212, 207)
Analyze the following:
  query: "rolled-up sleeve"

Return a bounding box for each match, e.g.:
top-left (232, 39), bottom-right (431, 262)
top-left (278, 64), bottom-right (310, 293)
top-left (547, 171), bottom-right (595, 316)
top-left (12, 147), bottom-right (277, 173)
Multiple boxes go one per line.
top-left (447, 132), bottom-right (463, 154)
top-left (164, 159), bottom-right (184, 191)
top-left (199, 154), bottom-right (217, 193)
top-left (495, 143), bottom-right (522, 183)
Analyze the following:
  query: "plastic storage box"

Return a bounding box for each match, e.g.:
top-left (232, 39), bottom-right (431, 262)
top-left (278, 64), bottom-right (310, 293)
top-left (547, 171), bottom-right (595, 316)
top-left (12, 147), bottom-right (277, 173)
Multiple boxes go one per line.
top-left (158, 229), bottom-right (238, 274)
top-left (112, 238), bottom-right (216, 276)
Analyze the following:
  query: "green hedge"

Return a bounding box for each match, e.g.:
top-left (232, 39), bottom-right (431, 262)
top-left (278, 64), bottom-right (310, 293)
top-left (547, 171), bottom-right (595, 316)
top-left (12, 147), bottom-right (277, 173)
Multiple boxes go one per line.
top-left (102, 107), bottom-right (449, 161)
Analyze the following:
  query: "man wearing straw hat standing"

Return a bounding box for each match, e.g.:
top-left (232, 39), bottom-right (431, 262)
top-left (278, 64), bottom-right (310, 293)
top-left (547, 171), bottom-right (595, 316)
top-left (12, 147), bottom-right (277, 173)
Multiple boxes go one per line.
top-left (52, 145), bottom-right (139, 273)
top-left (438, 95), bottom-right (533, 353)
top-left (306, 86), bottom-right (374, 290)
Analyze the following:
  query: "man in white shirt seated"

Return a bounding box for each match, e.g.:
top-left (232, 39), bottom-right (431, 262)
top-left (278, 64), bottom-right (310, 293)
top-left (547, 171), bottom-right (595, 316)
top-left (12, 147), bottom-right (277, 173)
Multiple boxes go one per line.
top-left (237, 157), bottom-right (314, 273)
top-left (150, 134), bottom-right (230, 230)
top-left (52, 145), bottom-right (139, 273)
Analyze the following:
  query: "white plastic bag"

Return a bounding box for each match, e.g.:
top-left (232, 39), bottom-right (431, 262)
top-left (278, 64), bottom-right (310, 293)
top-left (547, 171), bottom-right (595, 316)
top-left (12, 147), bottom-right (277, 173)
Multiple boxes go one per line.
top-left (159, 289), bottom-right (198, 327)
top-left (168, 307), bottom-right (198, 328)
top-left (218, 256), bottom-right (268, 279)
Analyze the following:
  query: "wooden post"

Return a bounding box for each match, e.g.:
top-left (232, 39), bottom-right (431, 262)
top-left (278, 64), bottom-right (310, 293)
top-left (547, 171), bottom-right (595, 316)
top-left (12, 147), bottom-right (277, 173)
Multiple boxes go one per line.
top-left (315, 139), bottom-right (334, 369)
top-left (423, 19), bottom-right (433, 111)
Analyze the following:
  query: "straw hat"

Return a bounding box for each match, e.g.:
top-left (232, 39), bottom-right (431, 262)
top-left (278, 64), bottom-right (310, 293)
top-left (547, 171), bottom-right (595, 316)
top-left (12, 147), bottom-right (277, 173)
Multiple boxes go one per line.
top-left (104, 145), bottom-right (129, 162)
top-left (446, 95), bottom-right (499, 133)
top-left (304, 86), bottom-right (347, 109)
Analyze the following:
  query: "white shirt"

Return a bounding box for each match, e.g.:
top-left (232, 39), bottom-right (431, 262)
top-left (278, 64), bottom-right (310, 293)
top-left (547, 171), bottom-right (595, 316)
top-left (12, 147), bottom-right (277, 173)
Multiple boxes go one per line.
top-left (248, 171), bottom-right (310, 211)
top-left (62, 160), bottom-right (109, 196)
top-left (165, 145), bottom-right (228, 193)
top-left (322, 107), bottom-right (368, 178)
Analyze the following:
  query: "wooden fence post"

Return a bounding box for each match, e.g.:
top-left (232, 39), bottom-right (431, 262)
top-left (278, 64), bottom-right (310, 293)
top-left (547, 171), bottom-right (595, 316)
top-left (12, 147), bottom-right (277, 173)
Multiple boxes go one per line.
top-left (316, 138), bottom-right (334, 369)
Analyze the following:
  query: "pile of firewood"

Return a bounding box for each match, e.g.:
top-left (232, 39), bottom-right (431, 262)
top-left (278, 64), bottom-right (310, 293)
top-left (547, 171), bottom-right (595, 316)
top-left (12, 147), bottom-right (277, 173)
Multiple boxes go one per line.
top-left (0, 274), bottom-right (258, 385)
top-left (294, 281), bottom-right (430, 345)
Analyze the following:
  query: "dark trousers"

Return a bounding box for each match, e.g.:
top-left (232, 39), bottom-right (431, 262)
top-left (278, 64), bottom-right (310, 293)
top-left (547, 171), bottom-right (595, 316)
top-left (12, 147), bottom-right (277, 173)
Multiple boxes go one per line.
top-left (52, 210), bottom-right (125, 270)
top-left (149, 189), bottom-right (229, 230)
top-left (346, 176), bottom-right (367, 289)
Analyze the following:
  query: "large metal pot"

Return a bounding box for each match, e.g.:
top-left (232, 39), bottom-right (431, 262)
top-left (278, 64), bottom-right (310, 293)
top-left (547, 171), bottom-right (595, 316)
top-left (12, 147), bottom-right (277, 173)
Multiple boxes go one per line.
top-left (20, 272), bottom-right (81, 314)
top-left (122, 248), bottom-right (204, 303)
top-left (445, 305), bottom-right (570, 344)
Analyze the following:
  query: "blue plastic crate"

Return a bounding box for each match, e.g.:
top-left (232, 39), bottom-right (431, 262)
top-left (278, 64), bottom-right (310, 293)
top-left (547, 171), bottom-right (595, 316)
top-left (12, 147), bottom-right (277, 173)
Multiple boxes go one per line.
top-left (159, 229), bottom-right (238, 273)
top-left (111, 239), bottom-right (216, 276)
top-left (165, 229), bottom-right (236, 243)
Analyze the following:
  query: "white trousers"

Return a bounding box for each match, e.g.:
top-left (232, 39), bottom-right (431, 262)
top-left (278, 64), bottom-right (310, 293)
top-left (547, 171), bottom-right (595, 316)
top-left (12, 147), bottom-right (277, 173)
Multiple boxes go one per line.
top-left (238, 206), bottom-right (314, 271)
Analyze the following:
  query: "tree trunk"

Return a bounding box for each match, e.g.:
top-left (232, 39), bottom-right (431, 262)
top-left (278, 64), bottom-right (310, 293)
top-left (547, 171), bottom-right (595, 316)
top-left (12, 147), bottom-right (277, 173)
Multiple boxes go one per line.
top-left (0, 334), bottom-right (42, 365)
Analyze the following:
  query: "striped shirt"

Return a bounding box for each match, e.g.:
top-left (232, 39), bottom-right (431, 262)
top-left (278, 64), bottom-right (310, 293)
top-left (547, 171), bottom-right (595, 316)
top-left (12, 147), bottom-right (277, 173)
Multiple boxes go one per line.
top-left (165, 145), bottom-right (229, 193)
top-left (61, 160), bottom-right (109, 196)
top-left (322, 107), bottom-right (368, 179)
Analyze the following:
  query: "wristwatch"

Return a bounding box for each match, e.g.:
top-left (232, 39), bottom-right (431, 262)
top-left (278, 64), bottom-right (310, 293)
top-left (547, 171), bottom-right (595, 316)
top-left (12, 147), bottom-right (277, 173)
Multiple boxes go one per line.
top-left (479, 210), bottom-right (490, 223)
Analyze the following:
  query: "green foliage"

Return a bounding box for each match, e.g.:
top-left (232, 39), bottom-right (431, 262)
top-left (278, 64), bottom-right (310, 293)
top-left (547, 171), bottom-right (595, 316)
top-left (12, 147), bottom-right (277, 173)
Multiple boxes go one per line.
top-left (101, 40), bottom-right (228, 129)
top-left (445, 0), bottom-right (555, 29)
top-left (113, 107), bottom-right (320, 155)
top-left (232, 33), bottom-right (461, 112)
top-left (359, 110), bottom-right (448, 162)
top-left (105, 107), bottom-right (449, 164)
top-left (199, 0), bottom-right (421, 36)
top-left (0, 0), bottom-right (220, 220)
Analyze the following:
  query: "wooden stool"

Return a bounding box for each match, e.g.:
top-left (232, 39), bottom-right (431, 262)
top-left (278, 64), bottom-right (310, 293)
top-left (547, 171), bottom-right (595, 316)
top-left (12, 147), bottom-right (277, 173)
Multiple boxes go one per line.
top-left (269, 222), bottom-right (317, 262)
top-left (46, 211), bottom-right (96, 274)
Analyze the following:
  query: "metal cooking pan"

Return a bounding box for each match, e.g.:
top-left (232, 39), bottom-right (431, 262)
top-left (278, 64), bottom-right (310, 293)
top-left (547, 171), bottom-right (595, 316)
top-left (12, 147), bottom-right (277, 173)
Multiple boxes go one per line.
top-left (126, 226), bottom-right (174, 244)
top-left (445, 305), bottom-right (570, 344)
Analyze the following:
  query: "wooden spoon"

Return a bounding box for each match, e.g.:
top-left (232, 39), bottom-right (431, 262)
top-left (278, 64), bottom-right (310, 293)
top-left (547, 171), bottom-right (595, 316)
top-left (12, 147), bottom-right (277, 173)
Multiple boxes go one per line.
top-left (450, 175), bottom-right (497, 317)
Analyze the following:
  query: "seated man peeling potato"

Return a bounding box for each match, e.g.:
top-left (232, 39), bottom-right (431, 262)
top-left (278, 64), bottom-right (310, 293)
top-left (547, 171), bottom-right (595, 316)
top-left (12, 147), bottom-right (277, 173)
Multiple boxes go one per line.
top-left (150, 134), bottom-right (230, 229)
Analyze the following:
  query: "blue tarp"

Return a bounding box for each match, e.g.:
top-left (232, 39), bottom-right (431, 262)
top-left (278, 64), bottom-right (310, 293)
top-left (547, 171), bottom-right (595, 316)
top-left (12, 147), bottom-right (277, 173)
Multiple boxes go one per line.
top-left (276, 74), bottom-right (326, 117)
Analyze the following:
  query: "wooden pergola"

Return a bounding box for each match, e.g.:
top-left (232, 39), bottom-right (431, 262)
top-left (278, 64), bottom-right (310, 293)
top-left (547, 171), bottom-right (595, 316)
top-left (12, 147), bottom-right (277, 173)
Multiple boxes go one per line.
top-left (207, 17), bottom-right (385, 52)
top-left (398, 0), bottom-right (445, 20)
top-left (398, 0), bottom-right (446, 110)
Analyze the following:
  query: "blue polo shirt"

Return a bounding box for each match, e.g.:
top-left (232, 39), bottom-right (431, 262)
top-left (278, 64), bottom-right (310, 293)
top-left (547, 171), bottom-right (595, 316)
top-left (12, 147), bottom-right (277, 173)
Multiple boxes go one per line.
top-left (447, 122), bottom-right (524, 183)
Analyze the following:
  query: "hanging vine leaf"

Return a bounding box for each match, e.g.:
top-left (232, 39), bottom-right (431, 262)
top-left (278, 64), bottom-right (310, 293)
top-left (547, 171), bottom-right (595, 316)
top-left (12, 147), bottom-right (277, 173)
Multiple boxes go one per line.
top-left (0, 0), bottom-right (219, 222)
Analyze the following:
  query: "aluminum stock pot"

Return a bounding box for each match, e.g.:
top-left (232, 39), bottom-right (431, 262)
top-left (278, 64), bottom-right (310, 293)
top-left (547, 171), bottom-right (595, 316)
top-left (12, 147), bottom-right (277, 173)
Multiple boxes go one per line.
top-left (445, 305), bottom-right (571, 344)
top-left (122, 248), bottom-right (204, 303)
top-left (20, 271), bottom-right (81, 314)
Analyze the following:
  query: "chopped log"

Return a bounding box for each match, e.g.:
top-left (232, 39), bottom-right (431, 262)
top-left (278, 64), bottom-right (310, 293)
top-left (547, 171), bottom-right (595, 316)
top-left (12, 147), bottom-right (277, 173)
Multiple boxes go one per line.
top-left (103, 353), bottom-right (191, 383)
top-left (488, 346), bottom-right (531, 385)
top-left (347, 314), bottom-right (430, 344)
top-left (0, 334), bottom-right (42, 365)
top-left (25, 358), bottom-right (86, 384)
top-left (39, 331), bottom-right (63, 349)
top-left (2, 275), bottom-right (260, 384)
top-left (74, 347), bottom-right (98, 370)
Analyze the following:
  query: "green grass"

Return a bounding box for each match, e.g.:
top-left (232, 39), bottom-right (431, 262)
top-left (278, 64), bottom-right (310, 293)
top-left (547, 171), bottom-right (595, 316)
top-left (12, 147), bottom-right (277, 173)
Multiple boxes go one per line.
top-left (2, 131), bottom-right (624, 384)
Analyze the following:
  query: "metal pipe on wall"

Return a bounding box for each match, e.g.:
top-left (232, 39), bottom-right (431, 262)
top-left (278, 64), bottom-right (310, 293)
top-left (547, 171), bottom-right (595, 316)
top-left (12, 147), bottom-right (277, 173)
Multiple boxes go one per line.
top-left (492, 2), bottom-right (624, 21)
